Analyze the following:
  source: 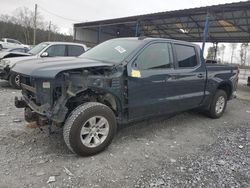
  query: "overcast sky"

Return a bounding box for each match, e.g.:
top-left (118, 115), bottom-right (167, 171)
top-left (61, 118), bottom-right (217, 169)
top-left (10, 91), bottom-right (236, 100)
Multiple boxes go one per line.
top-left (1, 0), bottom-right (243, 34)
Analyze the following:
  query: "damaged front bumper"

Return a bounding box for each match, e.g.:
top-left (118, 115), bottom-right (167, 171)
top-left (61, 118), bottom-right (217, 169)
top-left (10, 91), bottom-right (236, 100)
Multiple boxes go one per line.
top-left (15, 95), bottom-right (50, 126)
top-left (15, 92), bottom-right (69, 126)
top-left (0, 66), bottom-right (9, 80)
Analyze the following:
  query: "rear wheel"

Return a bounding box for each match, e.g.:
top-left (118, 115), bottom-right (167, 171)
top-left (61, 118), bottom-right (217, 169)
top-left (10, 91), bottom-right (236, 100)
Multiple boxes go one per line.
top-left (63, 102), bottom-right (117, 156)
top-left (207, 89), bottom-right (227, 119)
top-left (9, 73), bottom-right (21, 89)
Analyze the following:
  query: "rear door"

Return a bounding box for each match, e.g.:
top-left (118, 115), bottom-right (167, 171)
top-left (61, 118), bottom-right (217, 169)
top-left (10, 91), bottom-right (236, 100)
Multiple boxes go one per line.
top-left (170, 43), bottom-right (206, 111)
top-left (127, 42), bottom-right (181, 120)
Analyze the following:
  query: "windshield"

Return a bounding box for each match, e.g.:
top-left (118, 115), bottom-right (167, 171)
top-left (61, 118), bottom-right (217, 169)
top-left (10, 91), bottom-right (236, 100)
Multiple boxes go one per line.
top-left (28, 43), bottom-right (49, 55)
top-left (80, 39), bottom-right (142, 63)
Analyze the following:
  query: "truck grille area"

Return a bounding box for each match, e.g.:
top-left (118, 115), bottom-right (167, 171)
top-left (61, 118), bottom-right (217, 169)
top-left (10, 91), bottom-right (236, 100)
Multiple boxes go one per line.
top-left (20, 75), bottom-right (34, 87)
top-left (19, 75), bottom-right (38, 104)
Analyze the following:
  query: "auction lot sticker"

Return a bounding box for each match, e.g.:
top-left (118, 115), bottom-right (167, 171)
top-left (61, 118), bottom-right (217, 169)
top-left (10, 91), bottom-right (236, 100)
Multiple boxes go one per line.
top-left (115, 46), bottom-right (126, 53)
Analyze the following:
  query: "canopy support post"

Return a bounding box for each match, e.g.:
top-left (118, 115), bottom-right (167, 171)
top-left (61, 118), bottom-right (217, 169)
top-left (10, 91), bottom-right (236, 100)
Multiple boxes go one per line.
top-left (135, 21), bottom-right (139, 37)
top-left (214, 42), bottom-right (218, 60)
top-left (98, 25), bottom-right (101, 44)
top-left (201, 14), bottom-right (210, 56)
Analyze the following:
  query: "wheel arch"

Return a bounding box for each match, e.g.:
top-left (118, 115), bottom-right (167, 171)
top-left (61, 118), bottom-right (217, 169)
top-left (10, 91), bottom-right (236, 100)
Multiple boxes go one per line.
top-left (65, 88), bottom-right (122, 116)
top-left (217, 81), bottom-right (233, 100)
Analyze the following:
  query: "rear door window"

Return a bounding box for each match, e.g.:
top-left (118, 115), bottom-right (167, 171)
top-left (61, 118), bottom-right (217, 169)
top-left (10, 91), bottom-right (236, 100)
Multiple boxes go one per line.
top-left (174, 44), bottom-right (198, 68)
top-left (7, 39), bottom-right (15, 43)
top-left (10, 48), bottom-right (25, 52)
top-left (45, 45), bottom-right (66, 57)
top-left (14, 40), bottom-right (22, 45)
top-left (67, 45), bottom-right (85, 56)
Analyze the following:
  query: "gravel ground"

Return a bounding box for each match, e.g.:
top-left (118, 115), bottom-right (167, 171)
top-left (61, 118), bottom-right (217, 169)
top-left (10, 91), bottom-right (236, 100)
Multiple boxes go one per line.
top-left (0, 80), bottom-right (249, 188)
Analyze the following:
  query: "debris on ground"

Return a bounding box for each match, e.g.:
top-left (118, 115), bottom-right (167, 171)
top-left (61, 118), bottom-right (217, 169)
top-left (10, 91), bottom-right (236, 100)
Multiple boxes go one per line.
top-left (26, 122), bottom-right (39, 129)
top-left (170, 159), bottom-right (176, 163)
top-left (63, 167), bottom-right (74, 176)
top-left (13, 119), bottom-right (21, 123)
top-left (47, 176), bottom-right (56, 184)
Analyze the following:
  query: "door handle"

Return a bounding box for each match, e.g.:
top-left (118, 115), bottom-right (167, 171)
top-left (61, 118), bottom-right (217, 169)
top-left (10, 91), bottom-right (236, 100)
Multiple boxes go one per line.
top-left (197, 73), bottom-right (204, 78)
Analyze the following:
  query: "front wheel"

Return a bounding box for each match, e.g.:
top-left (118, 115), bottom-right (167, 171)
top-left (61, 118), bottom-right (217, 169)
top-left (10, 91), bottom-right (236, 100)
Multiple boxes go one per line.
top-left (9, 73), bottom-right (21, 89)
top-left (63, 102), bottom-right (117, 156)
top-left (207, 89), bottom-right (227, 119)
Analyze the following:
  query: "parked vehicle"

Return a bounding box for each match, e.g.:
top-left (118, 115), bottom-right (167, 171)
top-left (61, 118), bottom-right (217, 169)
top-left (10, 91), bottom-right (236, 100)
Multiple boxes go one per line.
top-left (206, 59), bottom-right (217, 64)
top-left (0, 42), bottom-right (87, 88)
top-left (13, 37), bottom-right (239, 156)
top-left (0, 48), bottom-right (30, 60)
top-left (0, 38), bottom-right (30, 50)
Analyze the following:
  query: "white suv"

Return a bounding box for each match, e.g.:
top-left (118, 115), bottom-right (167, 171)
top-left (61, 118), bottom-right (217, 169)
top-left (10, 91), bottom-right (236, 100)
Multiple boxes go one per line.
top-left (0, 38), bottom-right (30, 50)
top-left (0, 42), bottom-right (88, 88)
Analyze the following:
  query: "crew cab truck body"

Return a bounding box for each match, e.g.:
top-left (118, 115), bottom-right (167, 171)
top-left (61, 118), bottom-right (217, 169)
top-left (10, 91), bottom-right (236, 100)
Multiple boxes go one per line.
top-left (13, 37), bottom-right (239, 156)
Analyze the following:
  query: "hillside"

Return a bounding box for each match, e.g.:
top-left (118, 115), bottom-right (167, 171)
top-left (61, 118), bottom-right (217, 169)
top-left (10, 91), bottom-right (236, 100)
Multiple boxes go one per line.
top-left (0, 21), bottom-right (73, 45)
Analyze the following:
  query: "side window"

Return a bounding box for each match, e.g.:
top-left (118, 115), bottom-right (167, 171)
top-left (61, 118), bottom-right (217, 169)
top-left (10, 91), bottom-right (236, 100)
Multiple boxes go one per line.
top-left (7, 39), bottom-right (14, 43)
top-left (135, 43), bottom-right (173, 70)
top-left (67, 45), bottom-right (85, 56)
top-left (14, 40), bottom-right (22, 45)
top-left (10, 48), bottom-right (24, 52)
top-left (175, 44), bottom-right (198, 68)
top-left (45, 45), bottom-right (66, 57)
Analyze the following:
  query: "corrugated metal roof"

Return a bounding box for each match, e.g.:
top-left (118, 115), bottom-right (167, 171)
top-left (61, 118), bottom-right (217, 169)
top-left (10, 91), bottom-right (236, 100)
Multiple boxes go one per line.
top-left (74, 1), bottom-right (250, 43)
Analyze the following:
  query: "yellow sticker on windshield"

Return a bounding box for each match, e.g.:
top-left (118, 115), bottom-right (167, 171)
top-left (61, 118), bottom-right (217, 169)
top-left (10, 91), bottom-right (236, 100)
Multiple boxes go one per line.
top-left (131, 70), bottom-right (141, 78)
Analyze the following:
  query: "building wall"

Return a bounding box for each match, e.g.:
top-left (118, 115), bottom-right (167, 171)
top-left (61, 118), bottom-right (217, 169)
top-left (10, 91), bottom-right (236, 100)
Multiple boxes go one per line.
top-left (74, 27), bottom-right (116, 47)
top-left (74, 24), bottom-right (136, 47)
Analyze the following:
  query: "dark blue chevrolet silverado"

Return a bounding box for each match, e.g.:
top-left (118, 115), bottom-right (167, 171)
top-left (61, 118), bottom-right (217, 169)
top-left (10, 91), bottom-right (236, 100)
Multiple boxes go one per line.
top-left (12, 37), bottom-right (239, 156)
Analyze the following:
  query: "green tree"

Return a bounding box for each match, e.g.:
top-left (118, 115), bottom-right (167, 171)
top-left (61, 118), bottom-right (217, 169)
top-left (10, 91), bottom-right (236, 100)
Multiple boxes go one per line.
top-left (0, 6), bottom-right (73, 45)
top-left (230, 43), bottom-right (238, 64)
top-left (240, 43), bottom-right (249, 66)
top-left (218, 44), bottom-right (226, 63)
top-left (206, 46), bottom-right (215, 59)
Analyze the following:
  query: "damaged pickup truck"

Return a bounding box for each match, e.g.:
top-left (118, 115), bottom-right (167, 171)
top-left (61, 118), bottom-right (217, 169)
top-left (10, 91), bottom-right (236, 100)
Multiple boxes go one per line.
top-left (12, 37), bottom-right (239, 156)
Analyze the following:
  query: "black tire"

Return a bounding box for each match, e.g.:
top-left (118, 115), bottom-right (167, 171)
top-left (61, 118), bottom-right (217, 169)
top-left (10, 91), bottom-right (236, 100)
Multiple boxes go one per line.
top-left (207, 89), bottom-right (227, 119)
top-left (63, 102), bottom-right (117, 156)
top-left (9, 73), bottom-right (21, 89)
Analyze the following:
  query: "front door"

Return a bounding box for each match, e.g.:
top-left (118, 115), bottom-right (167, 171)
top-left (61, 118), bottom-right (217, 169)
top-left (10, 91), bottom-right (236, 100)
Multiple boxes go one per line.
top-left (127, 42), bottom-right (180, 120)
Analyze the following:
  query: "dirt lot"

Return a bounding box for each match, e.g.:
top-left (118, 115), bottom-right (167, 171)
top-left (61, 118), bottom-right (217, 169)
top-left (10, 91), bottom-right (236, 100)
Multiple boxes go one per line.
top-left (0, 80), bottom-right (249, 188)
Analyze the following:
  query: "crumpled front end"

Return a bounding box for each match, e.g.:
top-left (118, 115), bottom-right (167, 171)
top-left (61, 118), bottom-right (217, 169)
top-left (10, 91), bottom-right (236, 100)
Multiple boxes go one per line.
top-left (14, 66), bottom-right (125, 126)
top-left (0, 59), bottom-right (11, 80)
top-left (15, 74), bottom-right (58, 125)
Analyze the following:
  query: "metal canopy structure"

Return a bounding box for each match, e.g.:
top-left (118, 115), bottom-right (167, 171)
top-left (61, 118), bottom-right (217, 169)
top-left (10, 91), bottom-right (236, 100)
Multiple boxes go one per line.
top-left (74, 1), bottom-right (250, 46)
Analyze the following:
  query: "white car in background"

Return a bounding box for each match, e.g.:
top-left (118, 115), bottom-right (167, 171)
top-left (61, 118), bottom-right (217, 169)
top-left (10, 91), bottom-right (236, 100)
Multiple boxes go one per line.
top-left (0, 38), bottom-right (30, 50)
top-left (0, 41), bottom-right (88, 88)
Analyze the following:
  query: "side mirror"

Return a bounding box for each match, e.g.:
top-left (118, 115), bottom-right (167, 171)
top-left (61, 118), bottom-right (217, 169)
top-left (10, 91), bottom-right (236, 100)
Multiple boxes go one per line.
top-left (41, 52), bottom-right (49, 57)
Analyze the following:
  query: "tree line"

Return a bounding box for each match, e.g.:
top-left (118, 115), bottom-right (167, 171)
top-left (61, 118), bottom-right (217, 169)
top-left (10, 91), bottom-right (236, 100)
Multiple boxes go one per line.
top-left (206, 43), bottom-right (249, 67)
top-left (0, 7), bottom-right (73, 45)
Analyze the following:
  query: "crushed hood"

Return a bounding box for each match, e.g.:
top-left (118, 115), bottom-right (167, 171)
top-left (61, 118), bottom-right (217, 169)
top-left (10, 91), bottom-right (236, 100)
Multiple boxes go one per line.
top-left (11, 57), bottom-right (114, 78)
top-left (3, 55), bottom-right (35, 67)
top-left (0, 52), bottom-right (31, 60)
